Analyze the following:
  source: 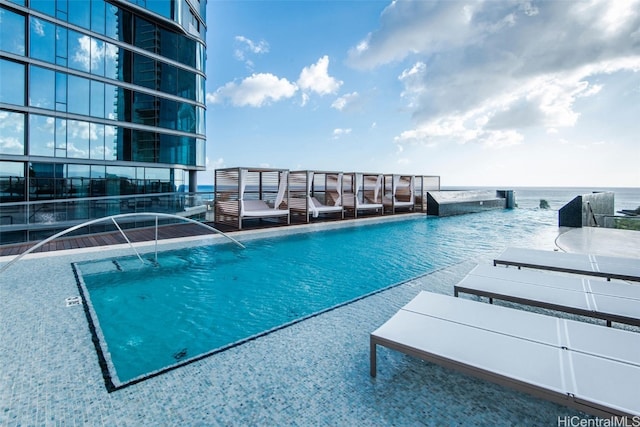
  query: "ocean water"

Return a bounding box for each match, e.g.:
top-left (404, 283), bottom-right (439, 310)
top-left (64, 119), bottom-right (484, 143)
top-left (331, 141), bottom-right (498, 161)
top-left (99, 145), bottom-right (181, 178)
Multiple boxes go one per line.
top-left (444, 186), bottom-right (640, 212)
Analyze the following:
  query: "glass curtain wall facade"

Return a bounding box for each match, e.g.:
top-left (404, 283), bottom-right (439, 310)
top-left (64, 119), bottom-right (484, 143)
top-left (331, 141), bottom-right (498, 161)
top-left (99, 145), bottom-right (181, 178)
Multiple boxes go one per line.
top-left (0, 0), bottom-right (206, 205)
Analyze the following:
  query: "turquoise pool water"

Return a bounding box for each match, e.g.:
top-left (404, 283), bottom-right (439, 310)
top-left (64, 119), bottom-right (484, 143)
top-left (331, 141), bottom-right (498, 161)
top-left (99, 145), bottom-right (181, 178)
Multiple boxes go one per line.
top-left (75, 208), bottom-right (558, 386)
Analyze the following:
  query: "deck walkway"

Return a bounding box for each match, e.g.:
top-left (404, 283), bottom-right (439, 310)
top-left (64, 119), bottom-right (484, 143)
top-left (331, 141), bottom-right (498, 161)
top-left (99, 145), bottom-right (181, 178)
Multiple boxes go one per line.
top-left (0, 223), bottom-right (221, 257)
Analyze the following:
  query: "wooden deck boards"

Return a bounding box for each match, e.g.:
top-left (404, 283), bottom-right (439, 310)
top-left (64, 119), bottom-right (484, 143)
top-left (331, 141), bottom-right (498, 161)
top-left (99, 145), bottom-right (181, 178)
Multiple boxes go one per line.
top-left (0, 223), bottom-right (218, 258)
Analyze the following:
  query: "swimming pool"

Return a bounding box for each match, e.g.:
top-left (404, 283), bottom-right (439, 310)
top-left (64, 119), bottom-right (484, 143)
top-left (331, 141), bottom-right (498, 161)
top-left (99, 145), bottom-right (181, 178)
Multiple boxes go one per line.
top-left (74, 208), bottom-right (558, 389)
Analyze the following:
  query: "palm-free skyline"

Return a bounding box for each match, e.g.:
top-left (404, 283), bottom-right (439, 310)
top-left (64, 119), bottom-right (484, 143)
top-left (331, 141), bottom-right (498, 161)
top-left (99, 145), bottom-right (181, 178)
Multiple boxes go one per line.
top-left (203, 0), bottom-right (639, 188)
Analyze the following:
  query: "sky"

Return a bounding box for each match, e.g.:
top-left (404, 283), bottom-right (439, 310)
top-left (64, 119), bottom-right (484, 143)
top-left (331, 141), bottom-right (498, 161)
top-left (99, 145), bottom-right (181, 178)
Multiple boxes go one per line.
top-left (202, 0), bottom-right (640, 188)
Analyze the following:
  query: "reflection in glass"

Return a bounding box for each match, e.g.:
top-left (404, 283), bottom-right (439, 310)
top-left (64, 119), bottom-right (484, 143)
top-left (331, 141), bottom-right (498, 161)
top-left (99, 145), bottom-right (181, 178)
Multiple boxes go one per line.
top-left (68, 0), bottom-right (90, 29)
top-left (29, 162), bottom-right (64, 200)
top-left (196, 74), bottom-right (204, 103)
top-left (0, 7), bottom-right (25, 55)
top-left (145, 0), bottom-right (173, 20)
top-left (104, 41), bottom-right (118, 79)
top-left (196, 106), bottom-right (205, 135)
top-left (0, 60), bottom-right (24, 106)
top-left (67, 75), bottom-right (90, 116)
top-left (104, 125), bottom-right (117, 160)
top-left (55, 118), bottom-right (66, 150)
top-left (69, 30), bottom-right (93, 72)
top-left (134, 15), bottom-right (158, 54)
top-left (90, 123), bottom-right (105, 160)
top-left (133, 52), bottom-right (157, 89)
top-left (0, 110), bottom-right (25, 155)
top-left (133, 92), bottom-right (157, 126)
top-left (132, 130), bottom-right (158, 162)
top-left (29, 115), bottom-right (55, 157)
top-left (56, 72), bottom-right (67, 111)
top-left (196, 138), bottom-right (205, 167)
top-left (105, 3), bottom-right (120, 40)
top-left (30, 0), bottom-right (54, 17)
top-left (56, 26), bottom-right (68, 66)
top-left (91, 0), bottom-right (106, 35)
top-left (67, 120), bottom-right (90, 159)
top-left (67, 164), bottom-right (91, 198)
top-left (29, 66), bottom-right (55, 110)
top-left (30, 16), bottom-right (55, 63)
top-left (0, 161), bottom-right (25, 202)
top-left (104, 84), bottom-right (118, 120)
top-left (90, 80), bottom-right (105, 118)
top-left (177, 102), bottom-right (196, 133)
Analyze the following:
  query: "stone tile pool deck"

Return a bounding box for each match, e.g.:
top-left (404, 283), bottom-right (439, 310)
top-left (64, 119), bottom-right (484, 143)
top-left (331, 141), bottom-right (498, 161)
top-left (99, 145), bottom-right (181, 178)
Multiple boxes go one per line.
top-left (2, 219), bottom-right (634, 426)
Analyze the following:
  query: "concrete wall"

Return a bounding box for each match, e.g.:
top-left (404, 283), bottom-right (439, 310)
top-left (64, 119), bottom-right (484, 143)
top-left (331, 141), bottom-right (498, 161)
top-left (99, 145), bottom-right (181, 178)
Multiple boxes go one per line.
top-left (558, 192), bottom-right (615, 227)
top-left (426, 190), bottom-right (512, 216)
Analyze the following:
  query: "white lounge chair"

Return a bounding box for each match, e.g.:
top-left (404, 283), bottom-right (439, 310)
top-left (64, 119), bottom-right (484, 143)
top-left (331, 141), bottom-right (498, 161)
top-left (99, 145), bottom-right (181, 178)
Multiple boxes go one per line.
top-left (370, 291), bottom-right (640, 418)
top-left (455, 264), bottom-right (640, 327)
top-left (343, 173), bottom-right (384, 218)
top-left (494, 247), bottom-right (640, 282)
top-left (383, 174), bottom-right (415, 213)
top-left (289, 171), bottom-right (344, 222)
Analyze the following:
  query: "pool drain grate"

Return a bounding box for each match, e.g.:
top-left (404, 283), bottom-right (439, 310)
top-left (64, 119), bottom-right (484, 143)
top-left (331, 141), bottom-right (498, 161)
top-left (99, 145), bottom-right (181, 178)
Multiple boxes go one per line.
top-left (65, 296), bottom-right (82, 307)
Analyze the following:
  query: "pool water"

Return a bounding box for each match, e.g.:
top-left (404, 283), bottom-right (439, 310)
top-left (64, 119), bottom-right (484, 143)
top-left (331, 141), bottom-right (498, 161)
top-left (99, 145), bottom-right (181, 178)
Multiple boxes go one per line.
top-left (75, 208), bottom-right (558, 385)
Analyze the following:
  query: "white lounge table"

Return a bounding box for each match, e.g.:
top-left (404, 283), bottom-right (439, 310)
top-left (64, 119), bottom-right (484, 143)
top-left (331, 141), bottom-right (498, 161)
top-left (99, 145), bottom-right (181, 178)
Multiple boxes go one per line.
top-left (454, 265), bottom-right (640, 327)
top-left (370, 291), bottom-right (640, 418)
top-left (493, 247), bottom-right (640, 282)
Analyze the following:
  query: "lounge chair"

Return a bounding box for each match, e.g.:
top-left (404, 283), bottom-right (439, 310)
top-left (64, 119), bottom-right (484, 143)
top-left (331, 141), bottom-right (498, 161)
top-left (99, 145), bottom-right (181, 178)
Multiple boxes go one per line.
top-left (383, 175), bottom-right (415, 213)
top-left (289, 171), bottom-right (344, 222)
top-left (343, 173), bottom-right (384, 218)
top-left (494, 247), bottom-right (640, 282)
top-left (454, 264), bottom-right (640, 327)
top-left (370, 291), bottom-right (640, 418)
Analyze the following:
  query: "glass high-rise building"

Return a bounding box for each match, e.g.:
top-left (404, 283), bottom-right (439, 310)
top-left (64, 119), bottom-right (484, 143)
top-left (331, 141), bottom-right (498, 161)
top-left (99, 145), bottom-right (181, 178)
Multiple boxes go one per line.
top-left (0, 0), bottom-right (207, 242)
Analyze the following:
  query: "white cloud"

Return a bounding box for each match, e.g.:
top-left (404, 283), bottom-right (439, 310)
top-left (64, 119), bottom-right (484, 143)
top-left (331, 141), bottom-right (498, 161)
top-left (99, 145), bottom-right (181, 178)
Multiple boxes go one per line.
top-left (207, 157), bottom-right (225, 170)
top-left (72, 35), bottom-right (117, 72)
top-left (398, 62), bottom-right (427, 108)
top-left (31, 18), bottom-right (45, 36)
top-left (298, 56), bottom-right (342, 96)
top-left (349, 0), bottom-right (640, 150)
top-left (332, 128), bottom-right (352, 139)
top-left (331, 92), bottom-right (360, 111)
top-left (206, 73), bottom-right (298, 107)
top-left (234, 36), bottom-right (269, 68)
top-left (209, 56), bottom-right (344, 108)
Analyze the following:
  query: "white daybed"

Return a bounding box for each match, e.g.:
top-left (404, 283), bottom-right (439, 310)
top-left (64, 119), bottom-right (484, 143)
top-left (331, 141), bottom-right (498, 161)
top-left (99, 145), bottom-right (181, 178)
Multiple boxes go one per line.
top-left (370, 291), bottom-right (640, 418)
top-left (494, 247), bottom-right (640, 282)
top-left (455, 264), bottom-right (640, 327)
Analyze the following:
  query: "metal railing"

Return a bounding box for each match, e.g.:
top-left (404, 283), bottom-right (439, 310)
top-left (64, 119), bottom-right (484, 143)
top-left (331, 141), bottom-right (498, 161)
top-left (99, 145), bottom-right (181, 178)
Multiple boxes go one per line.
top-left (0, 212), bottom-right (244, 273)
top-left (0, 192), bottom-right (215, 244)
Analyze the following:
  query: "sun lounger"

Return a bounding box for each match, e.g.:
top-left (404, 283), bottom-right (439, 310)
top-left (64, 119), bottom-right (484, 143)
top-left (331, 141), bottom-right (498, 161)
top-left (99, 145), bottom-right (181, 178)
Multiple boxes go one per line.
top-left (289, 171), bottom-right (344, 222)
top-left (494, 247), bottom-right (640, 282)
top-left (343, 173), bottom-right (384, 218)
top-left (370, 291), bottom-right (640, 418)
top-left (454, 265), bottom-right (640, 327)
top-left (383, 175), bottom-right (415, 213)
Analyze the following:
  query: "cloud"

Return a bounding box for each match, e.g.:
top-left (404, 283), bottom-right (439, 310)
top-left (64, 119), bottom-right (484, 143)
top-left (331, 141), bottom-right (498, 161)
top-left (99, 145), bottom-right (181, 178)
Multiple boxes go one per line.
top-left (349, 0), bottom-right (640, 149)
top-left (234, 36), bottom-right (269, 68)
top-left (332, 128), bottom-right (352, 139)
top-left (208, 56), bottom-right (344, 108)
top-left (298, 56), bottom-right (343, 96)
top-left (331, 92), bottom-right (361, 112)
top-left (72, 35), bottom-right (117, 72)
top-left (207, 157), bottom-right (225, 171)
top-left (206, 73), bottom-right (298, 107)
top-left (31, 18), bottom-right (45, 36)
